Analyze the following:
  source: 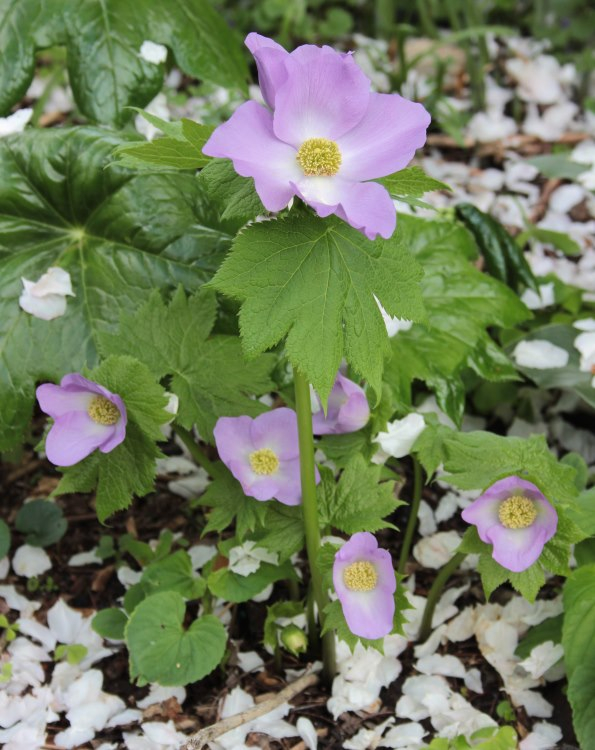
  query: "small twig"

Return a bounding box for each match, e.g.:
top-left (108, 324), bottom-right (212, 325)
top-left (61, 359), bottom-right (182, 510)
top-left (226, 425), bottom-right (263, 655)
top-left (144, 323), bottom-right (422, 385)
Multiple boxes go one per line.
top-left (181, 672), bottom-right (319, 749)
top-left (530, 178), bottom-right (563, 224)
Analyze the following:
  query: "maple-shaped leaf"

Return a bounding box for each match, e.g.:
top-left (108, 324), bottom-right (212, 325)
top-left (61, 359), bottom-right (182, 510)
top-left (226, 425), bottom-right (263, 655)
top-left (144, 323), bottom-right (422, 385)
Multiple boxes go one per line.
top-left (211, 212), bottom-right (425, 403)
top-left (99, 287), bottom-right (276, 440)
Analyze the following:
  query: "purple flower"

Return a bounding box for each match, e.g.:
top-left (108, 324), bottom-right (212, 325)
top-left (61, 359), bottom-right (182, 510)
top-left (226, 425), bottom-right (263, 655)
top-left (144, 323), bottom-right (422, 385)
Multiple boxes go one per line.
top-left (333, 532), bottom-right (396, 639)
top-left (36, 374), bottom-right (127, 467)
top-left (203, 33), bottom-right (430, 240)
top-left (461, 476), bottom-right (558, 573)
top-left (311, 373), bottom-right (369, 435)
top-left (213, 408), bottom-right (318, 506)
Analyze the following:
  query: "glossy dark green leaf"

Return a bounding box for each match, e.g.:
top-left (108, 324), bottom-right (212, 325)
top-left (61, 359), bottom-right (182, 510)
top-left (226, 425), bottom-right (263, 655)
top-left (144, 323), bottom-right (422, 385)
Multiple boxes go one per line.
top-left (0, 0), bottom-right (248, 125)
top-left (456, 203), bottom-right (539, 293)
top-left (0, 127), bottom-right (233, 450)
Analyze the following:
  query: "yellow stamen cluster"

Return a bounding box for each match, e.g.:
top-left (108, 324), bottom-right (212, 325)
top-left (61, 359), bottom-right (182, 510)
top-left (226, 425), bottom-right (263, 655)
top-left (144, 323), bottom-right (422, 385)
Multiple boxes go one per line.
top-left (88, 396), bottom-right (120, 426)
top-left (249, 448), bottom-right (280, 476)
top-left (296, 137), bottom-right (342, 176)
top-left (498, 495), bottom-right (537, 529)
top-left (343, 561), bottom-right (378, 592)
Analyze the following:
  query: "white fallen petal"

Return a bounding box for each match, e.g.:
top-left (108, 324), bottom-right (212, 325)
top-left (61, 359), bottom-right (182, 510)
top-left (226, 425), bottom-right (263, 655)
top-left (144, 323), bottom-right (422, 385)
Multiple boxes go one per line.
top-left (464, 668), bottom-right (483, 693)
top-left (521, 283), bottom-right (555, 311)
top-left (343, 718), bottom-right (395, 750)
top-left (68, 548), bottom-right (102, 566)
top-left (297, 716), bottom-right (318, 749)
top-left (0, 108), bottom-right (33, 137)
top-left (416, 653), bottom-right (466, 678)
top-left (518, 641), bottom-right (564, 679)
top-left (519, 721), bottom-right (563, 750)
top-left (228, 541), bottom-right (278, 577)
top-left (117, 566), bottom-right (143, 588)
top-left (417, 500), bottom-right (437, 537)
top-left (16, 617), bottom-right (56, 651)
top-left (137, 685), bottom-right (186, 709)
top-left (12, 545), bottom-right (51, 578)
top-left (574, 318), bottom-right (595, 331)
top-left (141, 720), bottom-right (186, 745)
top-left (19, 267), bottom-right (74, 321)
top-left (107, 708), bottom-right (143, 727)
top-left (0, 557), bottom-right (8, 579)
top-left (139, 41), bottom-right (168, 65)
top-left (413, 531), bottom-right (462, 569)
top-left (381, 721), bottom-right (426, 748)
top-left (236, 651), bottom-right (264, 673)
top-left (513, 339), bottom-right (569, 369)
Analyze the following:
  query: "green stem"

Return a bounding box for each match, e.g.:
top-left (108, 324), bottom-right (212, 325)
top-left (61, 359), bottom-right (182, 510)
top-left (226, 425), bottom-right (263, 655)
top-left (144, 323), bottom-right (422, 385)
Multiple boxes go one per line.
top-left (418, 552), bottom-right (467, 642)
top-left (173, 425), bottom-right (219, 478)
top-left (398, 458), bottom-right (424, 576)
top-left (293, 368), bottom-right (336, 683)
top-left (30, 66), bottom-right (63, 127)
top-left (288, 577), bottom-right (300, 601)
top-left (416, 0), bottom-right (438, 38)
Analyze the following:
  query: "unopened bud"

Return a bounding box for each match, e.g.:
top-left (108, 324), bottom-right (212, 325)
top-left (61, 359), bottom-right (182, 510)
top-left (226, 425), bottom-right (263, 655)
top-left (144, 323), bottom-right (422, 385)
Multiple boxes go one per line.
top-left (280, 624), bottom-right (308, 656)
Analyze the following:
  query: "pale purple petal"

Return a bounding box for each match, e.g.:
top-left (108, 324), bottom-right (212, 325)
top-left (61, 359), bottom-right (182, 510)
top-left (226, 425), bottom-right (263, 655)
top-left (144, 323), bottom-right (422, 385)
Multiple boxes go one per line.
top-left (461, 495), bottom-right (501, 544)
top-left (99, 397), bottom-right (127, 453)
top-left (245, 33), bottom-right (290, 109)
top-left (487, 524), bottom-right (551, 573)
top-left (333, 180), bottom-right (396, 240)
top-left (272, 47), bottom-right (371, 145)
top-left (462, 476), bottom-right (558, 573)
top-left (36, 383), bottom-right (93, 418)
top-left (269, 457), bottom-right (304, 506)
top-left (312, 373), bottom-right (369, 435)
top-left (214, 416), bottom-right (254, 466)
top-left (249, 407), bottom-right (299, 459)
top-left (333, 532), bottom-right (396, 639)
top-left (337, 93), bottom-right (431, 181)
top-left (45, 411), bottom-right (113, 467)
top-left (340, 587), bottom-right (395, 640)
top-left (229, 459), bottom-right (280, 502)
top-left (202, 101), bottom-right (300, 212)
top-left (60, 373), bottom-right (112, 399)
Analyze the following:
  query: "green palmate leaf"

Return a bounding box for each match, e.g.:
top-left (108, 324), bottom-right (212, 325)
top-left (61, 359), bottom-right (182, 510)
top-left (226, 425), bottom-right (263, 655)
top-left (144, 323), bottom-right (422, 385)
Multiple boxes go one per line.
top-left (199, 470), bottom-right (268, 540)
top-left (212, 212), bottom-right (426, 403)
top-left (0, 127), bottom-right (234, 451)
top-left (252, 504), bottom-right (304, 561)
top-left (198, 159), bottom-right (265, 225)
top-left (15, 500), bottom-right (67, 547)
top-left (563, 565), bottom-right (595, 748)
top-left (141, 550), bottom-right (206, 600)
top-left (92, 608), bottom-right (128, 640)
top-left (126, 591), bottom-right (227, 686)
top-left (317, 455), bottom-right (403, 533)
top-left (0, 0), bottom-right (247, 126)
top-left (112, 118), bottom-right (214, 171)
top-left (379, 166), bottom-right (451, 198)
top-left (383, 215), bottom-right (528, 426)
top-left (100, 288), bottom-right (275, 440)
top-left (55, 356), bottom-right (169, 521)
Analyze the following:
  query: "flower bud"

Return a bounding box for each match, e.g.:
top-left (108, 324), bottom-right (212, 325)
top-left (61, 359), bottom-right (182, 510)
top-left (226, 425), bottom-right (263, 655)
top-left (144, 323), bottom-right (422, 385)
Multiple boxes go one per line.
top-left (280, 624), bottom-right (308, 656)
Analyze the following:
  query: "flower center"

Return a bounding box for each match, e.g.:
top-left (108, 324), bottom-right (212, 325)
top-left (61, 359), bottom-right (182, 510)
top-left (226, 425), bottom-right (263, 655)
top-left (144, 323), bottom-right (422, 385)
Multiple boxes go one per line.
top-left (88, 396), bottom-right (120, 426)
top-left (343, 561), bottom-right (378, 591)
top-left (249, 448), bottom-right (280, 475)
top-left (296, 137), bottom-right (342, 177)
top-left (498, 495), bottom-right (538, 529)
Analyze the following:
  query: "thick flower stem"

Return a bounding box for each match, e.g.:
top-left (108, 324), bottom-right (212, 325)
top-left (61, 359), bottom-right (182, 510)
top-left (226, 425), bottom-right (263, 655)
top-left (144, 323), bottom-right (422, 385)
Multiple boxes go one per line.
top-left (173, 425), bottom-right (220, 478)
top-left (418, 552), bottom-right (467, 643)
top-left (397, 458), bottom-right (424, 576)
top-left (293, 368), bottom-right (336, 683)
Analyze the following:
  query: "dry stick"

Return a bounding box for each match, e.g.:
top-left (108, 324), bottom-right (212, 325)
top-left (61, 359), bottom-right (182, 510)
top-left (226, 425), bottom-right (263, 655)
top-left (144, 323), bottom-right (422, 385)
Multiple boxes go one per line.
top-left (181, 672), bottom-right (319, 750)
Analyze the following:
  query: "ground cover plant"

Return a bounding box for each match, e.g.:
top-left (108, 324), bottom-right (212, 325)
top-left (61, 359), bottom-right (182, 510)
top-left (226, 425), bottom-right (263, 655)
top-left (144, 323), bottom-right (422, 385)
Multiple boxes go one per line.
top-left (1, 1), bottom-right (595, 749)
